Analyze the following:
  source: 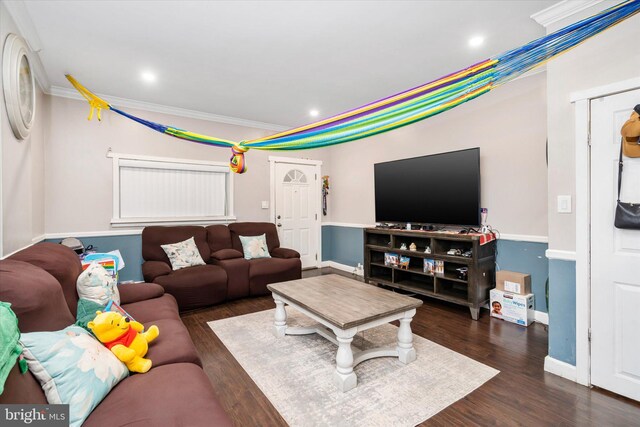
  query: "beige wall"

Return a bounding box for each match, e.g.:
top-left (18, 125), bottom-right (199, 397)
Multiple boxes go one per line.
top-left (323, 72), bottom-right (548, 237)
top-left (546, 3), bottom-right (640, 251)
top-left (1, 1), bottom-right (47, 255)
top-left (3, 0), bottom-right (553, 244)
top-left (6, 2), bottom-right (636, 255)
top-left (46, 72), bottom-right (547, 238)
top-left (44, 96), bottom-right (329, 234)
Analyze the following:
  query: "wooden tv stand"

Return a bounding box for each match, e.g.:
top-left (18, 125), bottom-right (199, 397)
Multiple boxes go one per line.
top-left (363, 228), bottom-right (496, 320)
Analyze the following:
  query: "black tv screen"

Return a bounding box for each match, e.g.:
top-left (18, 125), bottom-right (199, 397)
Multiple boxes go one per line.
top-left (374, 148), bottom-right (480, 226)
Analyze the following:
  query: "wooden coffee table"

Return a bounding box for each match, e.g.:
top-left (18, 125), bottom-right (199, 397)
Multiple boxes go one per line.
top-left (267, 274), bottom-right (423, 392)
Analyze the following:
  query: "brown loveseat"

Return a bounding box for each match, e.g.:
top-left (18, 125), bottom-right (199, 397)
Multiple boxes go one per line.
top-left (142, 222), bottom-right (302, 310)
top-left (0, 243), bottom-right (232, 426)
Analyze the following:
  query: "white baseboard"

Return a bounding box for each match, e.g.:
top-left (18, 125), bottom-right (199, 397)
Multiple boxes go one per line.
top-left (321, 222), bottom-right (548, 244)
top-left (544, 355), bottom-right (577, 382)
top-left (45, 229), bottom-right (144, 239)
top-left (320, 260), bottom-right (364, 277)
top-left (498, 233), bottom-right (548, 243)
top-left (535, 310), bottom-right (549, 325)
top-left (321, 222), bottom-right (375, 228)
top-left (545, 249), bottom-right (577, 261)
top-left (31, 234), bottom-right (46, 244)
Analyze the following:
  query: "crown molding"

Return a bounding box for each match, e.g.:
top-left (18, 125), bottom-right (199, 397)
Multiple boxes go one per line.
top-left (3, 1), bottom-right (287, 132)
top-left (3, 0), bottom-right (51, 92)
top-left (48, 85), bottom-right (289, 131)
top-left (531, 0), bottom-right (605, 28)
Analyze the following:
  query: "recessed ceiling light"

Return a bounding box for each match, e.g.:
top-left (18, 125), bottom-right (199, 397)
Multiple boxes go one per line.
top-left (309, 109), bottom-right (319, 117)
top-left (468, 36), bottom-right (485, 48)
top-left (141, 71), bottom-right (157, 83)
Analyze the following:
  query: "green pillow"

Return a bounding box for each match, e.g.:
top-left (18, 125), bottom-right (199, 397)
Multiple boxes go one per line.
top-left (75, 298), bottom-right (106, 332)
top-left (0, 302), bottom-right (27, 394)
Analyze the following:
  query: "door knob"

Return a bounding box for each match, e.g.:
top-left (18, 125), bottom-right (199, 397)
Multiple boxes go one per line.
top-left (277, 223), bottom-right (282, 227)
top-left (277, 215), bottom-right (281, 219)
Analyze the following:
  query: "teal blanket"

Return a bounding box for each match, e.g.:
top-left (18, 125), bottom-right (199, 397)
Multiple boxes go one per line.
top-left (75, 298), bottom-right (106, 332)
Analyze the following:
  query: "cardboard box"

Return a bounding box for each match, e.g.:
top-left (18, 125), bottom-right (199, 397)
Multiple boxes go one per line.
top-left (496, 270), bottom-right (531, 295)
top-left (490, 288), bottom-right (534, 327)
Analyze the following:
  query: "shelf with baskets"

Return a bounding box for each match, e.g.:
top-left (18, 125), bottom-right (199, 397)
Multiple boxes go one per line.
top-left (364, 228), bottom-right (496, 320)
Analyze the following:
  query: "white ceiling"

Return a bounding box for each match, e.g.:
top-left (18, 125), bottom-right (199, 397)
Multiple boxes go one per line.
top-left (18, 0), bottom-right (554, 127)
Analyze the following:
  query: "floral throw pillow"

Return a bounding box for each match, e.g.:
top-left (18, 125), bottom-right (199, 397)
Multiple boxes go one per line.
top-left (76, 263), bottom-right (120, 306)
top-left (161, 236), bottom-right (206, 270)
top-left (239, 234), bottom-right (272, 260)
top-left (21, 326), bottom-right (128, 427)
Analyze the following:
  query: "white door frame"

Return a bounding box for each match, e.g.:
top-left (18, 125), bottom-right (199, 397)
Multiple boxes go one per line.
top-left (572, 76), bottom-right (640, 387)
top-left (269, 156), bottom-right (323, 268)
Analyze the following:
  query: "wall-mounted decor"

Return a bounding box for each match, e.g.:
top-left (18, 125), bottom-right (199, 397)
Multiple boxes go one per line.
top-left (2, 33), bottom-right (36, 140)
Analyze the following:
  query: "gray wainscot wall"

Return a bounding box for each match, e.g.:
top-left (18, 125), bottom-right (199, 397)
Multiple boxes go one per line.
top-left (45, 224), bottom-right (573, 364)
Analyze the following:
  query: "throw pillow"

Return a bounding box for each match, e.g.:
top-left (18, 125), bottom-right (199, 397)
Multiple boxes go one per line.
top-left (77, 263), bottom-right (120, 306)
top-left (21, 326), bottom-right (128, 427)
top-left (160, 236), bottom-right (206, 270)
top-left (75, 298), bottom-right (106, 332)
top-left (239, 234), bottom-right (272, 260)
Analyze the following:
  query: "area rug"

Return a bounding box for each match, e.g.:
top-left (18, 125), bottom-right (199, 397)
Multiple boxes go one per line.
top-left (208, 309), bottom-right (498, 427)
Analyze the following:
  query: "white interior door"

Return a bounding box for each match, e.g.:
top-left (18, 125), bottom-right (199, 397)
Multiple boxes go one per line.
top-left (590, 89), bottom-right (640, 401)
top-left (273, 161), bottom-right (320, 269)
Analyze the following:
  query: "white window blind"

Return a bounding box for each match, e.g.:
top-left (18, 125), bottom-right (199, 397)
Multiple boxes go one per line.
top-left (110, 154), bottom-right (234, 226)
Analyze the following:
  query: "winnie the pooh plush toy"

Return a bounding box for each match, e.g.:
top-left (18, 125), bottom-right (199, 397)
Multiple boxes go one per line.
top-left (88, 311), bottom-right (159, 373)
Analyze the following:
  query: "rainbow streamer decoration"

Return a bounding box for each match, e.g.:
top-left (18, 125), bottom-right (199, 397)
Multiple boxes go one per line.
top-left (67, 0), bottom-right (640, 173)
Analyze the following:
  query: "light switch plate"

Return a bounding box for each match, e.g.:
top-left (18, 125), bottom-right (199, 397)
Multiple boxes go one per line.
top-left (261, 201), bottom-right (269, 209)
top-left (557, 195), bottom-right (572, 213)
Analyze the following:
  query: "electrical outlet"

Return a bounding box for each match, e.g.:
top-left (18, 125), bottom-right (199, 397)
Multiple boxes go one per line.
top-left (261, 201), bottom-right (269, 209)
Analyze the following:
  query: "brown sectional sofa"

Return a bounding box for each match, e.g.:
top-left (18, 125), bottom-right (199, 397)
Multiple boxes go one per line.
top-left (142, 222), bottom-right (302, 310)
top-left (0, 243), bottom-right (232, 426)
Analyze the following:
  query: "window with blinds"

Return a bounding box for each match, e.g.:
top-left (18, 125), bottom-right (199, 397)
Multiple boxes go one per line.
top-left (109, 153), bottom-right (234, 226)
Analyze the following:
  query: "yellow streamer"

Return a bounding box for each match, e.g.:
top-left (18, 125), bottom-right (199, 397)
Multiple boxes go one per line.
top-left (66, 75), bottom-right (110, 121)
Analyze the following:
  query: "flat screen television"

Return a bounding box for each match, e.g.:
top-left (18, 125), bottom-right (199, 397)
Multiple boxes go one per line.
top-left (374, 148), bottom-right (480, 226)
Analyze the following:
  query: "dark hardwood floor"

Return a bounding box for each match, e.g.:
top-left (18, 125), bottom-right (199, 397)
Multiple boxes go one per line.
top-left (181, 268), bottom-right (640, 426)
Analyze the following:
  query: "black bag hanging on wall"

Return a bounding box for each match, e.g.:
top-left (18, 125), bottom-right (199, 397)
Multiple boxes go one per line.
top-left (614, 139), bottom-right (640, 230)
